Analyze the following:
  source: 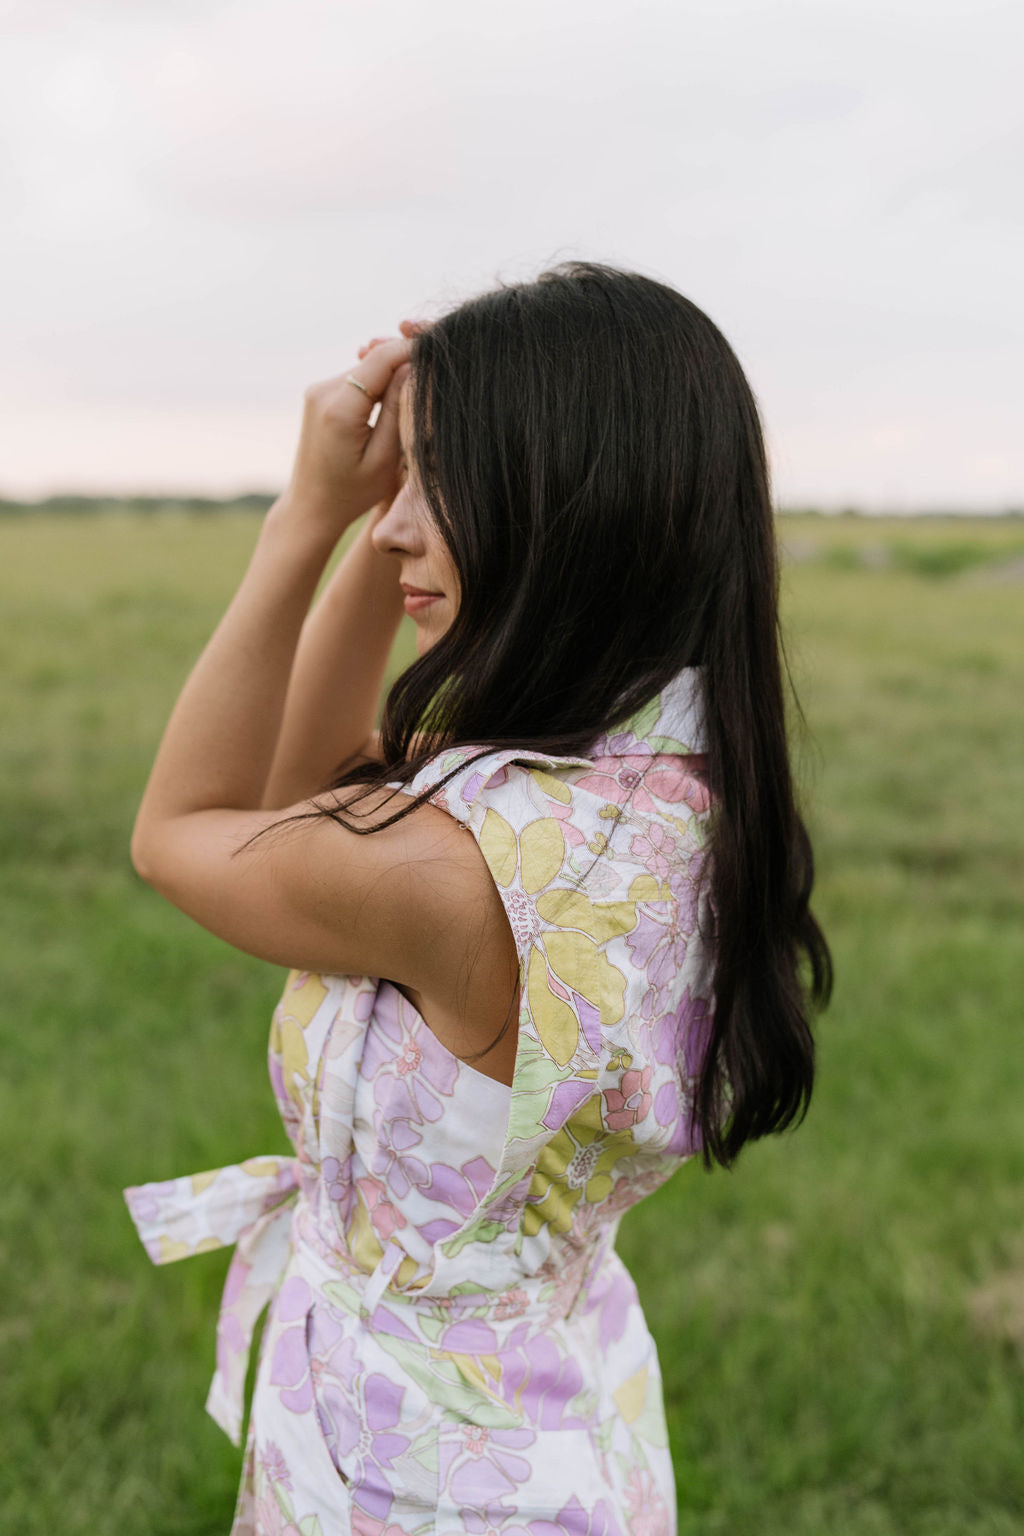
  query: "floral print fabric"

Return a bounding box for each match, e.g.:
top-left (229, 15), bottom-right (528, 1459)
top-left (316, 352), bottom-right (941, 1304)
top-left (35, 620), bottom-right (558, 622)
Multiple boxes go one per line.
top-left (124, 667), bottom-right (714, 1536)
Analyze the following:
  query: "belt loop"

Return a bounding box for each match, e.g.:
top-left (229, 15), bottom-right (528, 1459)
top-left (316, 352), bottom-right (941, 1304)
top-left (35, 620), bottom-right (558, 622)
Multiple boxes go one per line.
top-left (361, 1240), bottom-right (403, 1318)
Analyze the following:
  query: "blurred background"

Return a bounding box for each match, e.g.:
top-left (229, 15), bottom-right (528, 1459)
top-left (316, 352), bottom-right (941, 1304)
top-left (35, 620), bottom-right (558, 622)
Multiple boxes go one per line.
top-left (1, 2), bottom-right (1022, 1533)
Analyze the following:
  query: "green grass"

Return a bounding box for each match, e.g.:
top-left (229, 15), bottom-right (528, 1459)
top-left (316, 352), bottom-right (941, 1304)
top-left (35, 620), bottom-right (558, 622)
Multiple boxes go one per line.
top-left (1, 511), bottom-right (1022, 1533)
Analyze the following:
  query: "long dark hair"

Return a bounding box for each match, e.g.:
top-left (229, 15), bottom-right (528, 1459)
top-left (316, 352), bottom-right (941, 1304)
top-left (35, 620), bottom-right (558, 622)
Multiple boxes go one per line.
top-left (320, 260), bottom-right (831, 1167)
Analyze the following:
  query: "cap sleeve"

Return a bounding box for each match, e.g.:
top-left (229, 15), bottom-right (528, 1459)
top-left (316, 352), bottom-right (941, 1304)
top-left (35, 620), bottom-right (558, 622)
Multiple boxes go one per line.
top-left (399, 745), bottom-right (594, 830)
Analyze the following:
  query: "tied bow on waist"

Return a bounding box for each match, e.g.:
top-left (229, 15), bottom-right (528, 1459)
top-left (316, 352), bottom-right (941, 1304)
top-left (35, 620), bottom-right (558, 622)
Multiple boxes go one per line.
top-left (124, 1156), bottom-right (302, 1445)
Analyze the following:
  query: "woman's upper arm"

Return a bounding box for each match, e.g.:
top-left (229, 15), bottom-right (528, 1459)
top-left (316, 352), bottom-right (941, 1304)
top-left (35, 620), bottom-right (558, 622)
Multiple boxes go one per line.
top-left (129, 793), bottom-right (492, 989)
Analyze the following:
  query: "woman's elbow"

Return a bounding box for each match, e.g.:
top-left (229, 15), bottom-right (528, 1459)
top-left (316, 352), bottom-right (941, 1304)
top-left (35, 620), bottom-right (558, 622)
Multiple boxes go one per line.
top-left (129, 818), bottom-right (159, 886)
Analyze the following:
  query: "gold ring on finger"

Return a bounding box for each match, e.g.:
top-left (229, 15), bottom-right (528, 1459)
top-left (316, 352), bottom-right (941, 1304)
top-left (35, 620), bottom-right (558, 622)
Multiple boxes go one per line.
top-left (345, 374), bottom-right (373, 398)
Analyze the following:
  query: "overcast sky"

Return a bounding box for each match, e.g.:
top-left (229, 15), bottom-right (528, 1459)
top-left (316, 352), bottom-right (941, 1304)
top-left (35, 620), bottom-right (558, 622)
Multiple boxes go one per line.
top-left (3, 0), bottom-right (1021, 508)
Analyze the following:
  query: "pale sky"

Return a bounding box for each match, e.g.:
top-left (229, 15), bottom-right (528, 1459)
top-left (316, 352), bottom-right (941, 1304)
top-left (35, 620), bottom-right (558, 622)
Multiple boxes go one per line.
top-left (3, 0), bottom-right (1021, 508)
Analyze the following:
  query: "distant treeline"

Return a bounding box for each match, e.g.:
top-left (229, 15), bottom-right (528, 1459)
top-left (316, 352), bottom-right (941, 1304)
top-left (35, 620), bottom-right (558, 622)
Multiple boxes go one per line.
top-left (1, 493), bottom-right (1021, 519)
top-left (0, 493), bottom-right (278, 516)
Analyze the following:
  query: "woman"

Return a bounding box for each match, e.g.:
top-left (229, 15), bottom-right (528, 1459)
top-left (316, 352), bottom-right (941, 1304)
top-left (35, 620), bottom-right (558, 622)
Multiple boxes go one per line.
top-left (125, 261), bottom-right (831, 1536)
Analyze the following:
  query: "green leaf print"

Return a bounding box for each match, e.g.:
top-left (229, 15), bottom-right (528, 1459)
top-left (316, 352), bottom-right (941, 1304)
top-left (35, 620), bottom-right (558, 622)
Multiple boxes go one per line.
top-left (624, 692), bottom-right (662, 743)
top-left (273, 1482), bottom-right (296, 1521)
top-left (415, 1311), bottom-right (446, 1344)
top-left (441, 1217), bottom-right (505, 1258)
top-left (632, 1379), bottom-right (670, 1449)
top-left (321, 1277), bottom-right (362, 1314)
top-left (593, 1416), bottom-right (615, 1455)
top-left (298, 1518), bottom-right (324, 1536)
top-left (374, 1332), bottom-right (522, 1427)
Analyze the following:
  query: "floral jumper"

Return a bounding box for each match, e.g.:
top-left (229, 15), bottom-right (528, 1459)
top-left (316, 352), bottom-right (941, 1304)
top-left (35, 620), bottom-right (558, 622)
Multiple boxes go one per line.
top-left (125, 667), bottom-right (714, 1536)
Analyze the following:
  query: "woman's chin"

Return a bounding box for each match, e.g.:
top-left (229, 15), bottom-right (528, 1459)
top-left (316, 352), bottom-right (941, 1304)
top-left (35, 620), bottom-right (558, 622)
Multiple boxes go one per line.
top-left (413, 611), bottom-right (452, 656)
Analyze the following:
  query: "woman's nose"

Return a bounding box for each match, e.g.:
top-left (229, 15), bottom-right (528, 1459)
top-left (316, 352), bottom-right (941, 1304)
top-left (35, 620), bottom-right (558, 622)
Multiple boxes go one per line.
top-left (371, 488), bottom-right (418, 557)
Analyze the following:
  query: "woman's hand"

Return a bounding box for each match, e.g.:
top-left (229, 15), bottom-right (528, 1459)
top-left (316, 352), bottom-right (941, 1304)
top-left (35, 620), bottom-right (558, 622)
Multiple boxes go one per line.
top-left (275, 335), bottom-right (412, 544)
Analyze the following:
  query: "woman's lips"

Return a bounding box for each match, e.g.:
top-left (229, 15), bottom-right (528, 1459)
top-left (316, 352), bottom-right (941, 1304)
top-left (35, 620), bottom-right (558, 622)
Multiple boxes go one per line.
top-left (401, 584), bottom-right (443, 616)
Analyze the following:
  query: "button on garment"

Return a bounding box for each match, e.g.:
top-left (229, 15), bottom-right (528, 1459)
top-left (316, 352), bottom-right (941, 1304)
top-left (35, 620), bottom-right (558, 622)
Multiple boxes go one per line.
top-left (124, 667), bottom-right (714, 1536)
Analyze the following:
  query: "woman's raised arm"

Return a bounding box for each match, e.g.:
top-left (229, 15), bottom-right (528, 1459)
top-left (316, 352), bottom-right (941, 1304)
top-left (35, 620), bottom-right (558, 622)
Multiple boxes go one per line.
top-left (131, 337), bottom-right (410, 879)
top-left (260, 513), bottom-right (404, 808)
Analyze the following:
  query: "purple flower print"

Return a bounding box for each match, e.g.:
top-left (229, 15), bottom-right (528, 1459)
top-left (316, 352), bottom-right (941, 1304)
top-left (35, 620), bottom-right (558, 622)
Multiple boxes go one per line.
top-left (602, 1066), bottom-right (653, 1132)
top-left (581, 1262), bottom-right (633, 1352)
top-left (651, 987), bottom-right (712, 1155)
top-left (497, 1332), bottom-right (587, 1431)
top-left (416, 1155), bottom-right (498, 1244)
top-left (268, 1277), bottom-right (314, 1414)
top-left (427, 1155), bottom-right (497, 1210)
top-left (654, 986), bottom-right (712, 1082)
top-left (257, 1440), bottom-right (291, 1490)
top-left (320, 1154), bottom-right (355, 1224)
top-left (626, 908), bottom-right (689, 1005)
top-left (369, 1119), bottom-right (430, 1202)
top-left (439, 1423), bottom-right (536, 1513)
top-left (365, 987), bottom-right (459, 1124)
top-left (549, 1494), bottom-right (625, 1536)
top-left (309, 1325), bottom-right (411, 1523)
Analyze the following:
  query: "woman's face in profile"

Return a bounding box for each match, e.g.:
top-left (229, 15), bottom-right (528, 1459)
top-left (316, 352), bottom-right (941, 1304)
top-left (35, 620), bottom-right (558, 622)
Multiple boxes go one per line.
top-left (371, 378), bottom-right (459, 655)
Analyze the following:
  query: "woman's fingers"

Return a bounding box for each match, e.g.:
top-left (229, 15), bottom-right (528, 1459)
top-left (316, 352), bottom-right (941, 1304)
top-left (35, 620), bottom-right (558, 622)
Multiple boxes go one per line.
top-left (357, 334), bottom-right (395, 359)
top-left (357, 321), bottom-right (429, 359)
top-left (346, 336), bottom-right (411, 402)
top-left (362, 361), bottom-right (409, 478)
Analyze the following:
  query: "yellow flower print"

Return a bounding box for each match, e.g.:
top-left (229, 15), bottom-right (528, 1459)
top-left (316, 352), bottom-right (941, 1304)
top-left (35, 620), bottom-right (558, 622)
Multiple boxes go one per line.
top-left (476, 809), bottom-right (651, 1068)
top-left (522, 1094), bottom-right (639, 1237)
top-left (270, 971), bottom-right (327, 1109)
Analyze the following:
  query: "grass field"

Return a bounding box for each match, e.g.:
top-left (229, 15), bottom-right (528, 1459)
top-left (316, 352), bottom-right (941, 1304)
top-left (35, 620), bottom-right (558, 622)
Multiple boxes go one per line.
top-left (1, 510), bottom-right (1022, 1534)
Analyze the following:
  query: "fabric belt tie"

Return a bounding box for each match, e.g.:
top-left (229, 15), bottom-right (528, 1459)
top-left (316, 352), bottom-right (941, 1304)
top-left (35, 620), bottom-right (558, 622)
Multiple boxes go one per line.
top-left (123, 1155), bottom-right (303, 1446)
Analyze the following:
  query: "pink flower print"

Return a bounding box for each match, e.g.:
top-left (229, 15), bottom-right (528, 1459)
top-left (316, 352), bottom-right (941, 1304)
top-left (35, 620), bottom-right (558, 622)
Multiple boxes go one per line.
top-left (643, 756), bottom-right (710, 811)
top-left (547, 795), bottom-right (587, 848)
top-left (461, 1424), bottom-right (490, 1456)
top-left (575, 751), bottom-right (659, 817)
top-left (629, 824), bottom-right (677, 880)
top-left (253, 1492), bottom-right (301, 1536)
top-left (350, 1510), bottom-right (415, 1536)
top-left (624, 1465), bottom-right (670, 1535)
top-left (350, 1510), bottom-right (413, 1536)
top-left (394, 1042), bottom-right (422, 1076)
top-left (602, 1065), bottom-right (653, 1131)
top-left (493, 1285), bottom-right (529, 1321)
top-left (542, 1241), bottom-right (591, 1324)
top-left (258, 1440), bottom-right (291, 1489)
top-left (355, 1175), bottom-right (407, 1243)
